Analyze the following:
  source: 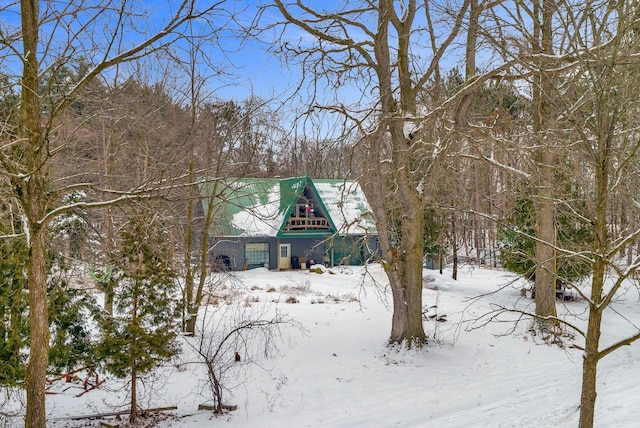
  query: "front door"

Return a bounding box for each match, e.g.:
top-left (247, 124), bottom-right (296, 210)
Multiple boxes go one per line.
top-left (278, 244), bottom-right (291, 270)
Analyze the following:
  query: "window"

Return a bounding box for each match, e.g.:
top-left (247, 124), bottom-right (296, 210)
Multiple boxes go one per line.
top-left (245, 243), bottom-right (269, 266)
top-left (280, 245), bottom-right (289, 258)
top-left (296, 203), bottom-right (314, 217)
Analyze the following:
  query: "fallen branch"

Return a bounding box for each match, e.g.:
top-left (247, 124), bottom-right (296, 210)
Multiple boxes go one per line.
top-left (75, 378), bottom-right (106, 397)
top-left (198, 403), bottom-right (238, 412)
top-left (46, 367), bottom-right (90, 384)
top-left (63, 406), bottom-right (178, 421)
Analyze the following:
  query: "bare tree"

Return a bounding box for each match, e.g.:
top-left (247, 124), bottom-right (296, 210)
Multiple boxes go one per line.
top-left (180, 100), bottom-right (239, 336)
top-left (190, 303), bottom-right (293, 414)
top-left (0, 1), bottom-right (226, 426)
top-left (561, 4), bottom-right (640, 427)
top-left (178, 95), bottom-right (284, 335)
top-left (279, 110), bottom-right (358, 178)
top-left (479, 1), bottom-right (640, 425)
top-left (449, 0), bottom-right (563, 330)
top-left (266, 0), bottom-right (511, 347)
top-left (530, 0), bottom-right (560, 332)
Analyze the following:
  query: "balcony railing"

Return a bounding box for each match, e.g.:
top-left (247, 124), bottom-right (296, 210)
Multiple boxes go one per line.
top-left (284, 216), bottom-right (331, 231)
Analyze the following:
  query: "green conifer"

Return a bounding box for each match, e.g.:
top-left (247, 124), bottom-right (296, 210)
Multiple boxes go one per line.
top-left (97, 215), bottom-right (180, 423)
top-left (0, 213), bottom-right (28, 385)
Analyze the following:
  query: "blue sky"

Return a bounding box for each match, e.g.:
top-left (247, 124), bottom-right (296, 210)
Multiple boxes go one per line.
top-left (0, 1), bottom-right (290, 100)
top-left (0, 0), bottom-right (480, 126)
top-left (166, 0), bottom-right (305, 103)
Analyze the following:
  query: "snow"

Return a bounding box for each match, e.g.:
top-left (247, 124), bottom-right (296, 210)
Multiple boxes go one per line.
top-left (20, 265), bottom-right (640, 427)
top-left (21, 214), bottom-right (30, 247)
top-left (313, 180), bottom-right (377, 235)
top-left (231, 182), bottom-right (284, 237)
top-left (403, 117), bottom-right (420, 140)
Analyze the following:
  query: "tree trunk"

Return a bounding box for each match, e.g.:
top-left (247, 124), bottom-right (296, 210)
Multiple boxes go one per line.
top-left (183, 188), bottom-right (196, 334)
top-left (388, 210), bottom-right (426, 347)
top-left (184, 299), bottom-right (197, 336)
top-left (451, 213), bottom-right (458, 280)
top-left (130, 365), bottom-right (138, 424)
top-left (183, 100), bottom-right (200, 336)
top-left (104, 128), bottom-right (117, 316)
top-left (20, 2), bottom-right (50, 426)
top-left (579, 200), bottom-right (607, 427)
top-left (579, 70), bottom-right (612, 426)
top-left (129, 289), bottom-right (139, 424)
top-left (532, 0), bottom-right (558, 331)
top-left (185, 185), bottom-right (215, 336)
top-left (534, 151), bottom-right (558, 329)
top-left (578, 275), bottom-right (603, 428)
top-left (25, 227), bottom-right (49, 428)
top-left (185, 228), bottom-right (211, 334)
top-left (104, 282), bottom-right (114, 316)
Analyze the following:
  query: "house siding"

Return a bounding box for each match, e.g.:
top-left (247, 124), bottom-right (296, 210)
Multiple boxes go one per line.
top-left (209, 239), bottom-right (244, 270)
top-left (279, 238), bottom-right (327, 267)
top-left (209, 235), bottom-right (378, 271)
top-left (208, 237), bottom-right (270, 270)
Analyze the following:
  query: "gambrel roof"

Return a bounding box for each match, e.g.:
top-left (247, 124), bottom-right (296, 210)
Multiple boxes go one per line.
top-left (199, 176), bottom-right (377, 238)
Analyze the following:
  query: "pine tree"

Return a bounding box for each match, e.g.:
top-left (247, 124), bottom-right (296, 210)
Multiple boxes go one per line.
top-left (47, 277), bottom-right (101, 373)
top-left (97, 215), bottom-right (180, 424)
top-left (498, 196), bottom-right (537, 280)
top-left (499, 187), bottom-right (592, 286)
top-left (46, 192), bottom-right (102, 374)
top-left (423, 208), bottom-right (448, 270)
top-left (0, 199), bottom-right (100, 386)
top-left (0, 206), bottom-right (28, 386)
top-left (0, 78), bottom-right (26, 386)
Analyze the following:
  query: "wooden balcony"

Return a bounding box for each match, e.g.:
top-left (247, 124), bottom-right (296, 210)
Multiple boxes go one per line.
top-left (284, 216), bottom-right (331, 231)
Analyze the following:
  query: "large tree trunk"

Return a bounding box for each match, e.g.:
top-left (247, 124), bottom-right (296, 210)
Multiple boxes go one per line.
top-left (534, 150), bottom-right (558, 329)
top-left (361, 143), bottom-right (427, 347)
top-left (20, 2), bottom-right (50, 426)
top-left (25, 227), bottom-right (49, 428)
top-left (388, 202), bottom-right (426, 347)
top-left (532, 0), bottom-right (558, 331)
top-left (272, 0), bottom-right (477, 349)
top-left (384, 0), bottom-right (426, 347)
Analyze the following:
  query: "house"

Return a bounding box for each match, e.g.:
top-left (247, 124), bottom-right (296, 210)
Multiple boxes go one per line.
top-left (198, 176), bottom-right (378, 270)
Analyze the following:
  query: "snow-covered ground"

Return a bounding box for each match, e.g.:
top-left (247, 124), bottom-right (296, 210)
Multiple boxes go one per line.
top-left (19, 264), bottom-right (640, 426)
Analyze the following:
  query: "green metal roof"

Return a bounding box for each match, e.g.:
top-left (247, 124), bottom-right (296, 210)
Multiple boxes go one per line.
top-left (312, 179), bottom-right (377, 235)
top-left (199, 176), bottom-right (377, 238)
